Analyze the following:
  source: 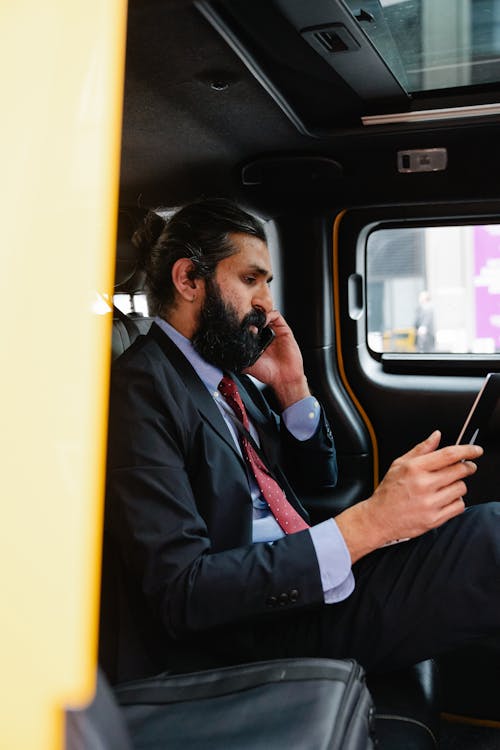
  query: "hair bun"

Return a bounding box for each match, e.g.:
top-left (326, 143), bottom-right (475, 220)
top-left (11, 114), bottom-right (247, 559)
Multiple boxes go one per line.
top-left (133, 210), bottom-right (166, 269)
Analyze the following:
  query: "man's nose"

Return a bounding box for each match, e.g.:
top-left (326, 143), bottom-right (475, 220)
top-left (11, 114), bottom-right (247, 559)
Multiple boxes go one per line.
top-left (253, 284), bottom-right (273, 315)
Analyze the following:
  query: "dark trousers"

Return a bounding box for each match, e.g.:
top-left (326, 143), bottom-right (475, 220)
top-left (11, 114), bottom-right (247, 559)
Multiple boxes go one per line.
top-left (190, 503), bottom-right (500, 676)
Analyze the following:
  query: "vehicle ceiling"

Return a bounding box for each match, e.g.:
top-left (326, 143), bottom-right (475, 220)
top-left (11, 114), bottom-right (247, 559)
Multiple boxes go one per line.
top-left (120, 0), bottom-right (500, 216)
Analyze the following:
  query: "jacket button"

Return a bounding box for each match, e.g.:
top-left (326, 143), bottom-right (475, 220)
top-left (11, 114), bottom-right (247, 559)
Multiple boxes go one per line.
top-left (266, 596), bottom-right (277, 608)
top-left (278, 592), bottom-right (289, 606)
top-left (289, 589), bottom-right (299, 603)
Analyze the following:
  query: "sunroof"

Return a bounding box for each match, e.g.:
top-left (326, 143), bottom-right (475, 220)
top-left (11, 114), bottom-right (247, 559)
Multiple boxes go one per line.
top-left (344, 0), bottom-right (500, 94)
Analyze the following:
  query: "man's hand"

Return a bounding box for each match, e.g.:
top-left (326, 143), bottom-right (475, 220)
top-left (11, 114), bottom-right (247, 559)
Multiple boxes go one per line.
top-left (245, 310), bottom-right (311, 410)
top-left (335, 431), bottom-right (483, 563)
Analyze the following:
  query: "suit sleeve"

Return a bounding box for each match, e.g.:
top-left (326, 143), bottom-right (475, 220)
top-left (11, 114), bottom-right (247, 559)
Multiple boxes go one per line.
top-left (105, 351), bottom-right (326, 640)
top-left (281, 408), bottom-right (338, 491)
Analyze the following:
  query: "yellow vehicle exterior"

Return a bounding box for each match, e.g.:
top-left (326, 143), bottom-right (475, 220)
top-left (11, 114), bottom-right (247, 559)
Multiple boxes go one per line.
top-left (0, 2), bottom-right (127, 748)
top-left (383, 328), bottom-right (417, 353)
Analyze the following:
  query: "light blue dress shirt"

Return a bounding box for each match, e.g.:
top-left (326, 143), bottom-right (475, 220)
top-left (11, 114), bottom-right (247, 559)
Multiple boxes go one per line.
top-left (154, 317), bottom-right (354, 603)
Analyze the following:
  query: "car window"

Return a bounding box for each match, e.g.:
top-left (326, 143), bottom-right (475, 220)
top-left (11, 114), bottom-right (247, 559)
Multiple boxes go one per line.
top-left (366, 223), bottom-right (500, 354)
top-left (344, 0), bottom-right (500, 93)
top-left (113, 293), bottom-right (150, 316)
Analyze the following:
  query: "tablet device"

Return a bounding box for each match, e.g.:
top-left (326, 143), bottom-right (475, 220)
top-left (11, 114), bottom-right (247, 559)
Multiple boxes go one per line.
top-left (456, 372), bottom-right (500, 504)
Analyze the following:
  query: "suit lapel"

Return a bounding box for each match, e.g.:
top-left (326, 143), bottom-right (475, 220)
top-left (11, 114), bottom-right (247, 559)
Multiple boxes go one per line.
top-left (148, 323), bottom-right (243, 461)
top-left (233, 374), bottom-right (309, 522)
top-left (232, 374), bottom-right (270, 429)
top-left (232, 373), bottom-right (280, 466)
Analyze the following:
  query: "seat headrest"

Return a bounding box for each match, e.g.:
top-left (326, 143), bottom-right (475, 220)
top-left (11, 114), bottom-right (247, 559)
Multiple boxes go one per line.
top-left (115, 207), bottom-right (148, 293)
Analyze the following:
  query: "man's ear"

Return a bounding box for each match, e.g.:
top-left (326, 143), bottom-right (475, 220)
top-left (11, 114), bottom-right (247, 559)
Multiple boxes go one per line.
top-left (171, 257), bottom-right (204, 302)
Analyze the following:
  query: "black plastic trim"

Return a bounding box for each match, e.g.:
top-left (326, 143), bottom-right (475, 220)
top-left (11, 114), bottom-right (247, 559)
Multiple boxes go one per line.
top-left (380, 355), bottom-right (500, 377)
top-left (195, 0), bottom-right (315, 137)
top-left (276, 0), bottom-right (409, 102)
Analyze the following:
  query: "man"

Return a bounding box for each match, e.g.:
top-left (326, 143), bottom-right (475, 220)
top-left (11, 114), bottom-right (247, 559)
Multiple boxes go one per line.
top-left (415, 290), bottom-right (435, 352)
top-left (101, 198), bottom-right (500, 685)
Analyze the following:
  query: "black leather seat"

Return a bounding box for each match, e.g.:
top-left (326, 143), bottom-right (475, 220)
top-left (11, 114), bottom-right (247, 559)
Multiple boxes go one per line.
top-left (112, 207), bottom-right (153, 360)
top-left (112, 304), bottom-right (153, 360)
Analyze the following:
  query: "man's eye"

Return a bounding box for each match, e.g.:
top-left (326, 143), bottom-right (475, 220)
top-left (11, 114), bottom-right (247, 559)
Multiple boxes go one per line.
top-left (243, 276), bottom-right (256, 284)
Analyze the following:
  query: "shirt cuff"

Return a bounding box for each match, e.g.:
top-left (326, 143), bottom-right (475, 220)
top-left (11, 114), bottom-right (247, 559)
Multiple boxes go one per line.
top-left (282, 396), bottom-right (321, 441)
top-left (309, 518), bottom-right (355, 604)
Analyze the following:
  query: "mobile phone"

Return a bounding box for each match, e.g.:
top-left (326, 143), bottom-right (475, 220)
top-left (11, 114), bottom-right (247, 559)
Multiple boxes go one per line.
top-left (247, 326), bottom-right (275, 366)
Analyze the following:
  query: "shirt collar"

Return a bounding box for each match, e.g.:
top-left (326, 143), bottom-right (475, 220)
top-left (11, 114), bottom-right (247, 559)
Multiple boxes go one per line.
top-left (154, 316), bottom-right (223, 393)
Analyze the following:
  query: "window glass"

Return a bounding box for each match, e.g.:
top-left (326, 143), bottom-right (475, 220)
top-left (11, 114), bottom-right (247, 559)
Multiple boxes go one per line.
top-left (366, 224), bottom-right (500, 354)
top-left (113, 293), bottom-right (150, 316)
top-left (344, 0), bottom-right (500, 93)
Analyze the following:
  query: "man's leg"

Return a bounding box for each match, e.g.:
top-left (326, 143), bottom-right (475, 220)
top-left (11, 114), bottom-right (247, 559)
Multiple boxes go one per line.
top-left (238, 502), bottom-right (500, 674)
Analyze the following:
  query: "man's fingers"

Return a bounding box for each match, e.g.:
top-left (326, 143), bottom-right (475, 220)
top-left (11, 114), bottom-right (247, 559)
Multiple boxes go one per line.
top-left (435, 497), bottom-right (466, 527)
top-left (265, 310), bottom-right (287, 331)
top-left (429, 458), bottom-right (478, 492)
top-left (419, 443), bottom-right (483, 472)
top-left (396, 433), bottom-right (483, 474)
top-left (265, 309), bottom-right (281, 327)
top-left (396, 430), bottom-right (442, 462)
top-left (396, 435), bottom-right (482, 474)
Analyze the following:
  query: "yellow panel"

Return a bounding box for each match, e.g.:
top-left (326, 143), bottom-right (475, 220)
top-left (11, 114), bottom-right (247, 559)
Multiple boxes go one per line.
top-left (0, 2), bottom-right (127, 748)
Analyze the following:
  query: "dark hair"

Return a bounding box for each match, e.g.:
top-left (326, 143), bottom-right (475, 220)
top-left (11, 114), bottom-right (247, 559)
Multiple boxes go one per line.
top-left (133, 198), bottom-right (266, 316)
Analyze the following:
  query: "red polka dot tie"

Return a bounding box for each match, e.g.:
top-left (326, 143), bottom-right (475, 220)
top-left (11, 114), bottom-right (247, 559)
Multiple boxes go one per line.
top-left (218, 375), bottom-right (309, 535)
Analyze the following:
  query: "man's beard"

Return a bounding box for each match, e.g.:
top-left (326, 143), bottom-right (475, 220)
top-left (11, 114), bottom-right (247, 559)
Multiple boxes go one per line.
top-left (192, 277), bottom-right (266, 373)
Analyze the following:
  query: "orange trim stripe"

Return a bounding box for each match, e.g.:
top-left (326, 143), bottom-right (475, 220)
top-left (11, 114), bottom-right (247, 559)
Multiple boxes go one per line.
top-left (332, 210), bottom-right (379, 489)
top-left (441, 712), bottom-right (500, 729)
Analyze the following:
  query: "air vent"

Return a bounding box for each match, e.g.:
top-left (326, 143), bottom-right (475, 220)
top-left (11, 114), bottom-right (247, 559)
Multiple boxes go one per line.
top-left (314, 29), bottom-right (348, 53)
top-left (301, 23), bottom-right (359, 56)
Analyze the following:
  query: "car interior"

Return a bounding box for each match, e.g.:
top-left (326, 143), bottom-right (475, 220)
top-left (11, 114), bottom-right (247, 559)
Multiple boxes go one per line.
top-left (66, 0), bottom-right (500, 748)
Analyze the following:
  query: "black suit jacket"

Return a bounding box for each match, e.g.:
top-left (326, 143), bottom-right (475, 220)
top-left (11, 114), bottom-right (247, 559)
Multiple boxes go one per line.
top-left (101, 323), bottom-right (338, 683)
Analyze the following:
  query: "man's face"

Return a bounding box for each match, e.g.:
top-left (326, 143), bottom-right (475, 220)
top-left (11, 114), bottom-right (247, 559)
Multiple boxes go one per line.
top-left (192, 233), bottom-right (273, 372)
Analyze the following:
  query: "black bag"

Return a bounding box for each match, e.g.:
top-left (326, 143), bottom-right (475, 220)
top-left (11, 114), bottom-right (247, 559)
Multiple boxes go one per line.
top-left (115, 657), bottom-right (376, 750)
